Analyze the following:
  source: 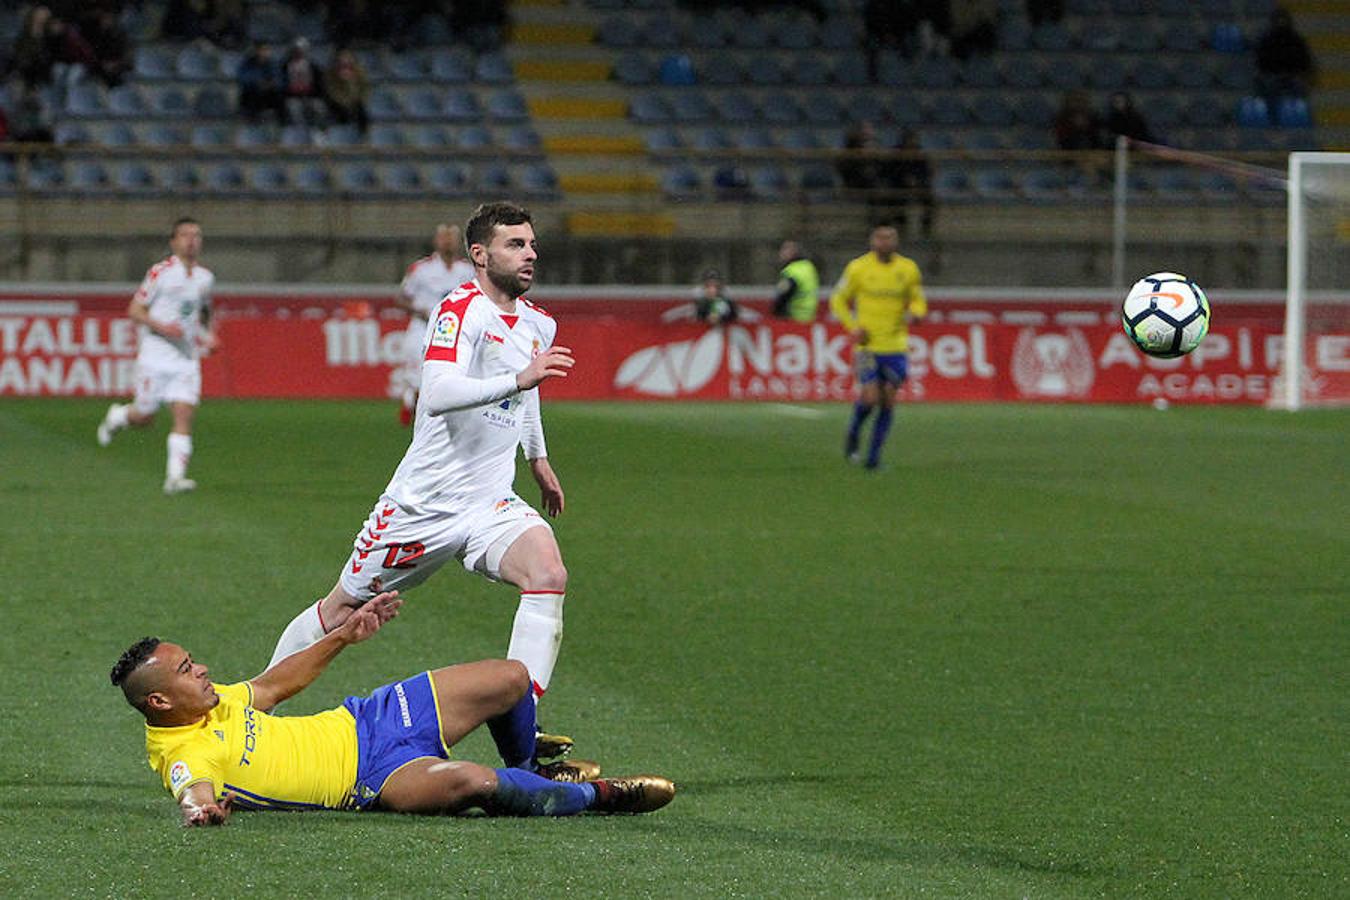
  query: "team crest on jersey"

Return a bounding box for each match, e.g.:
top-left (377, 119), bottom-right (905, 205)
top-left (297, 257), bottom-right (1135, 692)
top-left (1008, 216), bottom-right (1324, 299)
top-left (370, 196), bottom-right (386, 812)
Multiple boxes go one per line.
top-left (170, 761), bottom-right (192, 791)
top-left (531, 338), bottom-right (541, 358)
top-left (431, 311), bottom-right (461, 349)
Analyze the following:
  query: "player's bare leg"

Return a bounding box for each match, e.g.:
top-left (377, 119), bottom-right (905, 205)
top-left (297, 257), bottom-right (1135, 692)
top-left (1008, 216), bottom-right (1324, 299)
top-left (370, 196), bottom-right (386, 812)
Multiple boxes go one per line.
top-left (96, 401), bottom-right (155, 446)
top-left (163, 401), bottom-right (198, 494)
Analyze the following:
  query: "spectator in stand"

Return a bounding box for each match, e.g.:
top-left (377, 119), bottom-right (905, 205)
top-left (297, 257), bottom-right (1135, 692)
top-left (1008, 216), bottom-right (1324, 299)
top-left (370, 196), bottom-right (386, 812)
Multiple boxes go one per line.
top-left (12, 5), bottom-right (56, 87)
top-left (1105, 91), bottom-right (1153, 145)
top-left (81, 8), bottom-right (131, 87)
top-left (838, 120), bottom-right (883, 193)
top-left (236, 43), bottom-right (286, 122)
top-left (1025, 0), bottom-right (1065, 25)
top-left (950, 0), bottom-right (997, 59)
top-left (884, 129), bottom-right (935, 239)
top-left (1255, 6), bottom-right (1315, 105)
top-left (44, 14), bottom-right (98, 91)
top-left (282, 37), bottom-right (326, 128)
top-left (694, 270), bottom-right (739, 325)
top-left (1054, 90), bottom-right (1105, 150)
top-left (323, 49), bottom-right (369, 135)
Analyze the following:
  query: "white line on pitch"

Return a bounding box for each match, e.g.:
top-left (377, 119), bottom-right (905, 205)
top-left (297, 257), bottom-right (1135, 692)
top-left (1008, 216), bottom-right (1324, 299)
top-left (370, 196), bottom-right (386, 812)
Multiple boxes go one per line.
top-left (768, 404), bottom-right (827, 419)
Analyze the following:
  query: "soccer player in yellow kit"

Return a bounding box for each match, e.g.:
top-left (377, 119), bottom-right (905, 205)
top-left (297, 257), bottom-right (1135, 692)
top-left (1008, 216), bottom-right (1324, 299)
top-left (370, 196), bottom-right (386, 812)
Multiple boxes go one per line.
top-left (829, 225), bottom-right (927, 470)
top-left (112, 592), bottom-right (673, 825)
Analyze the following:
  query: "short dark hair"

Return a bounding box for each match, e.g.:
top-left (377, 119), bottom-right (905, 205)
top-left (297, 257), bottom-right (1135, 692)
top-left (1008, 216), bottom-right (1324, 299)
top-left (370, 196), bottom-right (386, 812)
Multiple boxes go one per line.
top-left (111, 637), bottom-right (161, 688)
top-left (465, 201), bottom-right (531, 251)
top-left (171, 217), bottom-right (199, 238)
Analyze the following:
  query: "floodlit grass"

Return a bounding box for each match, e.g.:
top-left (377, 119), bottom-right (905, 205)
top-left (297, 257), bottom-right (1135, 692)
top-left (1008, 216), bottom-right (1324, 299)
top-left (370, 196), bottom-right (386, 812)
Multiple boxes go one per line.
top-left (0, 399), bottom-right (1345, 898)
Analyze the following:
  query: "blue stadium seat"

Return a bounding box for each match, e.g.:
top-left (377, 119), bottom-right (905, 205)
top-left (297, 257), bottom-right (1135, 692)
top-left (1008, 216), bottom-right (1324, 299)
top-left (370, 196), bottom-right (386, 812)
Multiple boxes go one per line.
top-left (750, 165), bottom-right (790, 200)
top-left (1161, 22), bottom-right (1203, 52)
top-left (799, 164), bottom-right (837, 198)
top-left (324, 124), bottom-right (363, 147)
top-left (191, 124), bottom-right (231, 148)
top-left (920, 130), bottom-right (956, 151)
top-left (25, 159), bottom-right (65, 191)
top-left (645, 126), bottom-right (684, 152)
top-left (670, 90), bottom-right (715, 122)
top-left (730, 17), bottom-right (770, 49)
top-left (248, 163), bottom-right (290, 193)
top-left (774, 16), bottom-right (818, 50)
top-left (474, 52), bottom-right (515, 84)
top-left (659, 54), bottom-right (697, 86)
top-left (641, 14), bottom-right (682, 50)
top-left (108, 85), bottom-right (147, 117)
top-left (631, 92), bottom-right (671, 124)
top-left (1031, 22), bottom-right (1075, 51)
top-left (1275, 97), bottom-right (1312, 129)
top-left (367, 89), bottom-right (403, 122)
top-left (598, 14), bottom-right (642, 47)
top-left (1119, 24), bottom-right (1161, 53)
top-left (134, 46), bottom-right (175, 81)
top-left (279, 124), bottom-right (312, 147)
top-left (336, 162), bottom-right (378, 193)
top-left (457, 125), bottom-right (494, 150)
top-left (425, 162), bottom-right (469, 192)
top-left (369, 124), bottom-right (406, 149)
top-left (875, 52), bottom-right (913, 88)
top-left (443, 89), bottom-right (483, 122)
top-left (1087, 57), bottom-right (1127, 89)
top-left (193, 87), bottom-right (232, 118)
top-left (488, 90), bottom-right (528, 121)
top-left (930, 97), bottom-right (972, 127)
top-left (504, 125), bottom-right (542, 151)
top-left (156, 163), bottom-right (198, 191)
top-left (1130, 59), bottom-right (1173, 90)
top-left (1044, 57), bottom-right (1091, 90)
top-left (217, 49), bottom-right (242, 79)
top-left (963, 58), bottom-right (1000, 89)
top-left (53, 121), bottom-right (90, 145)
top-left (685, 17), bottom-right (731, 50)
top-left (1172, 59), bottom-right (1214, 89)
top-left (1013, 94), bottom-right (1057, 129)
top-left (1211, 23), bottom-right (1246, 53)
top-left (819, 17), bottom-right (857, 50)
top-left (1021, 167), bottom-right (1068, 202)
top-left (801, 92), bottom-right (846, 126)
top-left (832, 56), bottom-right (870, 87)
top-left (1214, 57), bottom-right (1252, 90)
top-left (693, 126), bottom-right (732, 152)
top-left (479, 163), bottom-right (512, 191)
top-left (745, 53), bottom-right (787, 86)
top-left (970, 95), bottom-right (1015, 127)
top-left (144, 123), bottom-right (187, 146)
top-left (411, 124), bottom-right (453, 148)
top-left (519, 162), bottom-right (560, 196)
top-left (960, 129), bottom-right (1010, 151)
top-left (614, 53), bottom-right (655, 86)
top-left (973, 169), bottom-right (1018, 200)
top-left (430, 49), bottom-right (471, 83)
top-left (1186, 97), bottom-right (1228, 128)
top-left (406, 89), bottom-right (444, 121)
top-left (698, 54), bottom-right (741, 86)
top-left (380, 163), bottom-right (423, 193)
top-left (1236, 95), bottom-right (1269, 127)
top-left (153, 87), bottom-right (191, 117)
top-left (176, 44), bottom-right (218, 80)
top-left (734, 126), bottom-right (776, 150)
top-left (69, 160), bottom-right (111, 191)
top-left (662, 165), bottom-right (701, 199)
top-left (759, 92), bottom-right (800, 125)
top-left (99, 122), bottom-right (138, 147)
top-left (385, 52), bottom-right (429, 81)
top-left (781, 128), bottom-right (821, 150)
top-left (934, 169), bottom-right (973, 201)
top-left (915, 58), bottom-right (960, 89)
top-left (204, 163), bottom-right (245, 192)
top-left (114, 162), bottom-right (155, 192)
top-left (64, 83), bottom-right (106, 118)
top-left (233, 123), bottom-right (273, 148)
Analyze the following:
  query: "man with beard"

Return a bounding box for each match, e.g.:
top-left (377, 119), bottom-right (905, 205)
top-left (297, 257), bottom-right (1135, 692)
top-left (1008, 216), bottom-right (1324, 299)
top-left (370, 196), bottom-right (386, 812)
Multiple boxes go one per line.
top-left (267, 201), bottom-right (582, 765)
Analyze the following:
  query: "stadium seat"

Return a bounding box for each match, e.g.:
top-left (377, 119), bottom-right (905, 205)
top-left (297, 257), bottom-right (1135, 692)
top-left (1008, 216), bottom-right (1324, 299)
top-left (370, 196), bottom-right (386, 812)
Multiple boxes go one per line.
top-left (487, 90), bottom-right (528, 122)
top-left (406, 89), bottom-right (444, 121)
top-left (645, 126), bottom-right (684, 152)
top-left (323, 124), bottom-right (363, 147)
top-left (973, 168), bottom-right (1018, 200)
top-left (713, 164), bottom-right (751, 199)
top-left (734, 126), bottom-right (776, 151)
top-left (1236, 96), bottom-right (1270, 128)
top-left (1120, 24), bottom-right (1161, 52)
top-left (780, 128), bottom-right (820, 150)
top-left (1211, 23), bottom-right (1245, 53)
top-left (641, 14), bottom-right (683, 50)
top-left (832, 55), bottom-right (870, 87)
top-left (479, 163), bottom-right (512, 190)
top-left (369, 124), bottom-right (406, 149)
top-left (193, 87), bottom-right (232, 118)
top-left (457, 125), bottom-right (495, 150)
top-left (1161, 23), bottom-right (1203, 52)
top-left (801, 92), bottom-right (846, 126)
top-left (963, 58), bottom-right (1000, 89)
top-left (970, 95), bottom-right (1015, 127)
top-left (385, 52), bottom-right (429, 81)
top-left (69, 160), bottom-right (111, 191)
top-left (745, 53), bottom-right (787, 87)
top-left (152, 87), bottom-right (191, 117)
top-left (279, 124), bottom-right (312, 147)
top-left (176, 44), bottom-right (218, 80)
top-left (1275, 97), bottom-right (1313, 129)
top-left (248, 163), bottom-right (290, 193)
top-left (1044, 57), bottom-right (1091, 90)
top-left (670, 90), bottom-right (715, 123)
top-left (819, 17), bottom-right (857, 51)
top-left (380, 163), bottom-right (423, 193)
top-left (133, 46), bottom-right (175, 81)
top-left (1087, 57), bottom-right (1127, 90)
top-left (961, 129), bottom-right (1010, 151)
top-left (107, 85), bottom-right (147, 117)
top-left (875, 52), bottom-right (913, 88)
top-left (474, 52), bottom-right (515, 84)
top-left (429, 49), bottom-right (471, 83)
top-left (504, 125), bottom-right (542, 152)
top-left (1213, 57), bottom-right (1252, 90)
top-left (790, 55), bottom-right (831, 86)
top-left (1012, 94), bottom-right (1057, 129)
top-left (25, 160), bottom-right (64, 191)
top-left (799, 164), bottom-right (837, 201)
top-left (1021, 167), bottom-right (1068, 202)
top-left (155, 162), bottom-right (198, 191)
top-left (1031, 22), bottom-right (1075, 51)
top-left (336, 163), bottom-right (378, 194)
top-left (914, 58), bottom-right (960, 89)
top-left (113, 161), bottom-right (155, 192)
top-left (204, 163), bottom-right (245, 192)
top-left (1130, 59), bottom-right (1173, 90)
top-left (411, 124), bottom-right (452, 148)
top-left (934, 168), bottom-right (973, 201)
top-left (519, 163), bottom-right (560, 197)
top-left (443, 89), bottom-right (483, 122)
top-left (614, 53), bottom-right (656, 86)
top-left (930, 97), bottom-right (972, 127)
top-left (53, 121), bottom-right (90, 145)
top-left (689, 126), bottom-right (730, 152)
top-left (98, 122), bottom-right (138, 147)
top-left (425, 162), bottom-right (470, 192)
top-left (774, 16), bottom-right (818, 50)
top-left (661, 164), bottom-right (701, 199)
top-left (144, 123), bottom-right (187, 146)
top-left (367, 89), bottom-right (403, 122)
top-left (597, 14), bottom-right (642, 47)
top-left (1171, 60), bottom-right (1214, 89)
top-left (191, 124), bottom-right (231, 148)
top-left (64, 83), bottom-right (105, 118)
top-left (730, 17), bottom-right (770, 49)
top-left (758, 92), bottom-right (800, 126)
top-left (659, 54), bottom-right (697, 86)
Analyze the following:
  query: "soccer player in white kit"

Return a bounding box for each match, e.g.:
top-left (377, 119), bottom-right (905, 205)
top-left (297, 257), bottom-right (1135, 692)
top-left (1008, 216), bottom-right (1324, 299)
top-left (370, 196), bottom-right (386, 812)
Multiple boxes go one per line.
top-left (268, 202), bottom-right (580, 755)
top-left (396, 223), bottom-right (475, 425)
top-left (97, 218), bottom-right (217, 495)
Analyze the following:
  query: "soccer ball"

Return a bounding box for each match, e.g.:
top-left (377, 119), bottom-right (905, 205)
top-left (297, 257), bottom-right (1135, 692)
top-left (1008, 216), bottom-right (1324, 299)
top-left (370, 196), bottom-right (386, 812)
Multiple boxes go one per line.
top-left (1120, 272), bottom-right (1211, 358)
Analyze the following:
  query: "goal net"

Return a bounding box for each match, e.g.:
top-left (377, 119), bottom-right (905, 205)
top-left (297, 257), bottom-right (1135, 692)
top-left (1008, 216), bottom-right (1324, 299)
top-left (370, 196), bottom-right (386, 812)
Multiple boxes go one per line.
top-left (1279, 152), bottom-right (1350, 410)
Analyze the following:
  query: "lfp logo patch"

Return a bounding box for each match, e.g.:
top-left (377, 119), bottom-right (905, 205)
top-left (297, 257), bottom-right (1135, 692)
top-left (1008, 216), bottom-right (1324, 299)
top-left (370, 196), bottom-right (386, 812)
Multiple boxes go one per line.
top-left (431, 311), bottom-right (461, 350)
top-left (169, 761), bottom-right (193, 792)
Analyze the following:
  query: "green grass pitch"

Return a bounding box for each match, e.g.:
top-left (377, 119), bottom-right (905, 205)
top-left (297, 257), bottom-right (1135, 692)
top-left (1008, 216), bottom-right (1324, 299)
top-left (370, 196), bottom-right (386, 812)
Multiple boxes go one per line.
top-left (0, 398), bottom-right (1345, 898)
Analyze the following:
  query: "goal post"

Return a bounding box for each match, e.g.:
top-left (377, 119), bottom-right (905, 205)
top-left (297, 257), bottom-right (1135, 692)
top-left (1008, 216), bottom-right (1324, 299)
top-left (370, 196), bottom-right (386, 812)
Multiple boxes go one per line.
top-left (1281, 151), bottom-right (1350, 410)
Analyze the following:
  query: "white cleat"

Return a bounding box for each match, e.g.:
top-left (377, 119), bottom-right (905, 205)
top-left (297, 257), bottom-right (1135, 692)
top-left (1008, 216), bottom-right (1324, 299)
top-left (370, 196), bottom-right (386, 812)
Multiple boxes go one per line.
top-left (96, 404), bottom-right (118, 447)
top-left (163, 477), bottom-right (198, 495)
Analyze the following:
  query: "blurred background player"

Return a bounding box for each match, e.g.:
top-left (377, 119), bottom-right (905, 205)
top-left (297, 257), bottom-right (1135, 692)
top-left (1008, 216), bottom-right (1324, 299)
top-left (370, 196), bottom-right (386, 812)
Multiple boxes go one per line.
top-left (694, 269), bottom-right (739, 325)
top-left (97, 218), bottom-right (217, 494)
top-left (267, 202), bottom-right (579, 758)
top-left (110, 592), bottom-right (673, 825)
top-left (830, 224), bottom-right (927, 470)
top-left (395, 223), bottom-right (475, 425)
top-left (772, 240), bottom-right (821, 323)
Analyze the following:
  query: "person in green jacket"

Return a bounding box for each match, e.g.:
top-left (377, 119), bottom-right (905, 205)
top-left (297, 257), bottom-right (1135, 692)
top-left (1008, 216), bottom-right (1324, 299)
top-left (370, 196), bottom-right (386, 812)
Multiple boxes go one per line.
top-left (773, 241), bottom-right (821, 324)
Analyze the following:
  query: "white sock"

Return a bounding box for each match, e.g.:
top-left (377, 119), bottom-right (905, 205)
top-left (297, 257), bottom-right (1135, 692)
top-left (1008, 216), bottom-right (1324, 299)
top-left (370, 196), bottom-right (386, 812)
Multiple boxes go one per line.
top-left (268, 600), bottom-right (328, 669)
top-left (166, 433), bottom-right (192, 480)
top-left (106, 403), bottom-right (130, 431)
top-left (507, 591), bottom-right (565, 698)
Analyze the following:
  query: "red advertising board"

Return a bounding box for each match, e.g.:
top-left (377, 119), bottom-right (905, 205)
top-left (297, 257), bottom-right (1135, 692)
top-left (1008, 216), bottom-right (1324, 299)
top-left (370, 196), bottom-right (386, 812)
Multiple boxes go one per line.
top-left (2, 290), bottom-right (1346, 405)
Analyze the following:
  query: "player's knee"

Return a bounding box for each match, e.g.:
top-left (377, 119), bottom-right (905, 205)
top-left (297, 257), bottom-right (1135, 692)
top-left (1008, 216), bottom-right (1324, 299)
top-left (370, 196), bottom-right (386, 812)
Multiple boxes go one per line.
top-left (524, 559), bottom-right (567, 593)
top-left (503, 660), bottom-right (531, 701)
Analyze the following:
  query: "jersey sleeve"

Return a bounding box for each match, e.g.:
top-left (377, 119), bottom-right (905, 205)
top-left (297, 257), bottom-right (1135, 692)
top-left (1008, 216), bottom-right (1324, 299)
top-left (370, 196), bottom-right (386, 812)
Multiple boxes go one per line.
top-left (424, 292), bottom-right (475, 364)
top-left (520, 388), bottom-right (546, 459)
top-left (420, 298), bottom-right (518, 414)
top-left (907, 263), bottom-right (928, 318)
top-left (131, 264), bottom-right (160, 308)
top-left (829, 261), bottom-right (859, 330)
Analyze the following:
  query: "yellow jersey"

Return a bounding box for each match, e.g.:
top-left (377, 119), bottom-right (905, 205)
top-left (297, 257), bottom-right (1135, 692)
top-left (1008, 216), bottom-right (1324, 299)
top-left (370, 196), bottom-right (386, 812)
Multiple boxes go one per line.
top-left (144, 682), bottom-right (359, 810)
top-left (829, 251), bottom-right (927, 353)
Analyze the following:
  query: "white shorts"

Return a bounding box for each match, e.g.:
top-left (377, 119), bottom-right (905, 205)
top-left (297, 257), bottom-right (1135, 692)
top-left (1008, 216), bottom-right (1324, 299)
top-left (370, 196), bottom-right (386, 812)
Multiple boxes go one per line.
top-left (132, 361), bottom-right (201, 415)
top-left (337, 493), bottom-right (551, 599)
top-left (403, 317), bottom-right (428, 391)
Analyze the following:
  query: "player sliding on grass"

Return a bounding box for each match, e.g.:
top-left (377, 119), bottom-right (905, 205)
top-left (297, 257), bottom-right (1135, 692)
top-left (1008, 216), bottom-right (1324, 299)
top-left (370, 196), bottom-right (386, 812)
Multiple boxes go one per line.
top-left (111, 592), bottom-right (674, 826)
top-left (267, 201), bottom-right (579, 760)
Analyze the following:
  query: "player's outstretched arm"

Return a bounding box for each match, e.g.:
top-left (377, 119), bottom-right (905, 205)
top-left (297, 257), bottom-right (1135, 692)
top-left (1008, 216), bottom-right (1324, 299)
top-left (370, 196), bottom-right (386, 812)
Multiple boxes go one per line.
top-left (250, 592), bottom-right (403, 711)
top-left (179, 782), bottom-right (233, 828)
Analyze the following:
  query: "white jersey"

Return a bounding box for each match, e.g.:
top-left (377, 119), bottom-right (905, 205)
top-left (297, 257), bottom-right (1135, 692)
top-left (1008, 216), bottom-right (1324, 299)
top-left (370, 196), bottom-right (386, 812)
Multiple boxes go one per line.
top-left (384, 279), bottom-right (557, 514)
top-left (400, 255), bottom-right (474, 320)
top-left (133, 255), bottom-right (214, 368)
